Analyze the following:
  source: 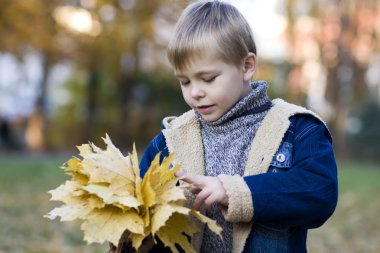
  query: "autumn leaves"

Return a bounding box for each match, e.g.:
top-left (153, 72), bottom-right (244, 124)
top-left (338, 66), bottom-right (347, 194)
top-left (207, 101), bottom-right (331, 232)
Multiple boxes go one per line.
top-left (45, 135), bottom-right (221, 252)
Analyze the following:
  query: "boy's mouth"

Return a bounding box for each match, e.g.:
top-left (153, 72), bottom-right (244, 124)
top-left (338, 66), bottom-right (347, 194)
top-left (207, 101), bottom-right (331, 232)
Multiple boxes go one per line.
top-left (196, 105), bottom-right (214, 115)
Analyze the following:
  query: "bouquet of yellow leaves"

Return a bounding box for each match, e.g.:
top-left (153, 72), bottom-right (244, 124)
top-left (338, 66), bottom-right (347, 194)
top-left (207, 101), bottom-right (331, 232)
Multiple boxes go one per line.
top-left (45, 135), bottom-right (222, 253)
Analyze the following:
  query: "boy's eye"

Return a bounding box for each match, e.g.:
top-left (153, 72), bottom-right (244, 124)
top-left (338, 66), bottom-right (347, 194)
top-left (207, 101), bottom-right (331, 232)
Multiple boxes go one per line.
top-left (179, 80), bottom-right (190, 86)
top-left (203, 76), bottom-right (217, 83)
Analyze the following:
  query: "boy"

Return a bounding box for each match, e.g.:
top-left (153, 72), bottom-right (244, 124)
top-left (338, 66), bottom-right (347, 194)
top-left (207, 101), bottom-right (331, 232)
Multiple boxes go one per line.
top-left (115, 1), bottom-right (338, 252)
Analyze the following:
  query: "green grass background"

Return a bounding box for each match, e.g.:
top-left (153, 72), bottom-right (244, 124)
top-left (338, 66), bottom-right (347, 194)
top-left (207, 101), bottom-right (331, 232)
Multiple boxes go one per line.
top-left (0, 155), bottom-right (379, 253)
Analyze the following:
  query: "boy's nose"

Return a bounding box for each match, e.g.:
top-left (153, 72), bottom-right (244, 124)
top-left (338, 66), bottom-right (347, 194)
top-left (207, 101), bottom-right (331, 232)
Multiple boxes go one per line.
top-left (190, 85), bottom-right (205, 99)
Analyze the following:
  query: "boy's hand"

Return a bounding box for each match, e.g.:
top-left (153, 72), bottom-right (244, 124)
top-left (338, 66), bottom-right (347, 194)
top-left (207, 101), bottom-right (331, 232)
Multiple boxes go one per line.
top-left (176, 171), bottom-right (229, 210)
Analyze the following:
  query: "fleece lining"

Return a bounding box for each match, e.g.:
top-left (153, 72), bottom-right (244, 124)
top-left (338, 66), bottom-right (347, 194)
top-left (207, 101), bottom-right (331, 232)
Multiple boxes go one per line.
top-left (218, 175), bottom-right (253, 222)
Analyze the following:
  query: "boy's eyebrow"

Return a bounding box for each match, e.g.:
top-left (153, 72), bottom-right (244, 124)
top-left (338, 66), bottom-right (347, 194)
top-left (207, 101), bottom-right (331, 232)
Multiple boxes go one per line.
top-left (174, 73), bottom-right (186, 78)
top-left (174, 70), bottom-right (218, 78)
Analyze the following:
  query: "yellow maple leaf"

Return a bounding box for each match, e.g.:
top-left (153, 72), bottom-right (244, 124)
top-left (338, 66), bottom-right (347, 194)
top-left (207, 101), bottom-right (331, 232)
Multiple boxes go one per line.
top-left (88, 195), bottom-right (106, 209)
top-left (64, 158), bottom-right (89, 184)
top-left (156, 213), bottom-right (199, 253)
top-left (48, 180), bottom-right (85, 202)
top-left (141, 159), bottom-right (157, 207)
top-left (151, 203), bottom-right (190, 235)
top-left (82, 184), bottom-right (140, 209)
top-left (45, 134), bottom-right (222, 251)
top-left (129, 232), bottom-right (146, 250)
top-left (129, 144), bottom-right (143, 204)
top-left (82, 206), bottom-right (144, 245)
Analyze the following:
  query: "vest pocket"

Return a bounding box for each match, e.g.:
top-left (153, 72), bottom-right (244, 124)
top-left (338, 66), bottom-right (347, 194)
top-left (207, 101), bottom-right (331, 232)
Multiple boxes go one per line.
top-left (245, 223), bottom-right (292, 253)
top-left (268, 141), bottom-right (293, 173)
top-left (253, 223), bottom-right (292, 239)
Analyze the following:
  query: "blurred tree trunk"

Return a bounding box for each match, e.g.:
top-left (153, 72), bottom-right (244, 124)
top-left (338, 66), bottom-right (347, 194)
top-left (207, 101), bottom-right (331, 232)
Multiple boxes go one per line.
top-left (114, 1), bottom-right (158, 148)
top-left (284, 0), bottom-right (303, 104)
top-left (83, 65), bottom-right (101, 143)
top-left (284, 0), bottom-right (375, 156)
top-left (116, 72), bottom-right (135, 148)
top-left (323, 5), bottom-right (372, 156)
top-left (26, 53), bottom-right (52, 151)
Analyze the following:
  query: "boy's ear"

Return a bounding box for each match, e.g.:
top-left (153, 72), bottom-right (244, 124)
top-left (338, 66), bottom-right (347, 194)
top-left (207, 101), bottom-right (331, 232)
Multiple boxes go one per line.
top-left (242, 52), bottom-right (257, 82)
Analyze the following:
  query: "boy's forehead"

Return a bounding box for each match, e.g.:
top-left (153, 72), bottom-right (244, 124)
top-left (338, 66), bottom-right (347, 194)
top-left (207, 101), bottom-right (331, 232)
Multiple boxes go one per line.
top-left (174, 58), bottom-right (219, 76)
top-left (173, 52), bottom-right (231, 75)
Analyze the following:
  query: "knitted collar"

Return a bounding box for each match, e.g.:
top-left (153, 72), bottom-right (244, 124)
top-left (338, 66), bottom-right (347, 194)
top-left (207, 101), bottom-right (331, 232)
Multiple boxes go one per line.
top-left (195, 80), bottom-right (272, 127)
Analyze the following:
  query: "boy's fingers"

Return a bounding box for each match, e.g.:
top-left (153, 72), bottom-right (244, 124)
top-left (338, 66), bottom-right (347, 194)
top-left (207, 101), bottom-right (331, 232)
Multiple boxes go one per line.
top-left (204, 195), bottom-right (216, 211)
top-left (175, 170), bottom-right (186, 178)
top-left (193, 189), bottom-right (210, 210)
top-left (179, 172), bottom-right (199, 185)
top-left (190, 186), bottom-right (202, 194)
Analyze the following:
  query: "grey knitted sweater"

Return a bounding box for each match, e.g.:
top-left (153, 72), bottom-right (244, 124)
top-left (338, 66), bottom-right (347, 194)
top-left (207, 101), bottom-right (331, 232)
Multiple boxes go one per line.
top-left (196, 81), bottom-right (272, 253)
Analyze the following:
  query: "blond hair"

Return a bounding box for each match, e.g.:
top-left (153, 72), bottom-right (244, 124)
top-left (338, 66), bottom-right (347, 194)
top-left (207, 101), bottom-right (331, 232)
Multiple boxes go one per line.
top-left (167, 0), bottom-right (256, 70)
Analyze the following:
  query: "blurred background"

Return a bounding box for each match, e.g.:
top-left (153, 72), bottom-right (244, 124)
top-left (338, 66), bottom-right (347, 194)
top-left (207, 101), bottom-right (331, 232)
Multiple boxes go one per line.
top-left (0, 0), bottom-right (379, 252)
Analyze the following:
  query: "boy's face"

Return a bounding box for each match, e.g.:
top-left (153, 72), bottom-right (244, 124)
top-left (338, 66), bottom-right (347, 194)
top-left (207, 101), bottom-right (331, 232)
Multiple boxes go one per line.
top-left (174, 53), bottom-right (252, 122)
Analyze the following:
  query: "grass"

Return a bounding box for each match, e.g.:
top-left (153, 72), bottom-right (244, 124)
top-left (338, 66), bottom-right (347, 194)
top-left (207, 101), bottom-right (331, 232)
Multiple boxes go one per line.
top-left (0, 154), bottom-right (104, 253)
top-left (0, 155), bottom-right (379, 252)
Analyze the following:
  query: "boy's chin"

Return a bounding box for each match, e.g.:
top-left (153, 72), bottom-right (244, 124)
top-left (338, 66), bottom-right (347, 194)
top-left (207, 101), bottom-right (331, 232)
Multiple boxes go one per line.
top-left (198, 113), bottom-right (222, 122)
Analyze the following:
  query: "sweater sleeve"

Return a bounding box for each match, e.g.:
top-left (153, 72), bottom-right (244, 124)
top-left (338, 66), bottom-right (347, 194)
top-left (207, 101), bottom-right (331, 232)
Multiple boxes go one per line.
top-left (243, 115), bottom-right (338, 228)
